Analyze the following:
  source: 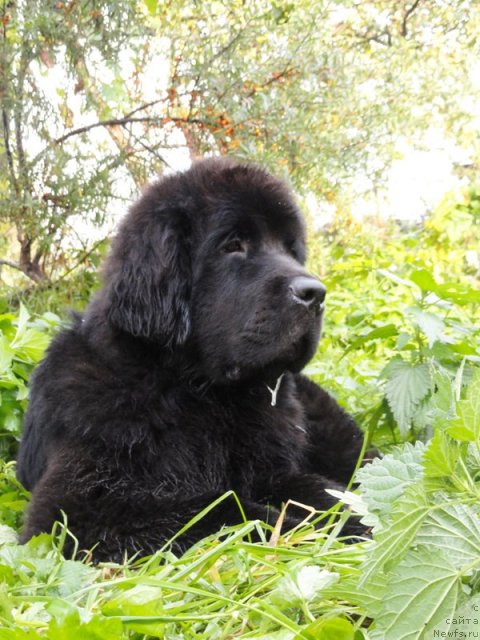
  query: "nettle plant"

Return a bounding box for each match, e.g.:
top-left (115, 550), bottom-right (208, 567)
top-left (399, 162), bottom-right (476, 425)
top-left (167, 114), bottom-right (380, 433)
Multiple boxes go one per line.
top-left (341, 368), bottom-right (480, 639)
top-left (377, 267), bottom-right (480, 442)
top-left (308, 255), bottom-right (480, 447)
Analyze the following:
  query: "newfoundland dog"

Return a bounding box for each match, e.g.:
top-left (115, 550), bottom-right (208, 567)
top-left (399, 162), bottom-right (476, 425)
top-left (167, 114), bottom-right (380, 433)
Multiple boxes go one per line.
top-left (17, 157), bottom-right (366, 562)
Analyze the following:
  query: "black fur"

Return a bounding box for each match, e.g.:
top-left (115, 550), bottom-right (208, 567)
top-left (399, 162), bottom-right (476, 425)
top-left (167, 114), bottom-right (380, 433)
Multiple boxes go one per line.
top-left (17, 158), bottom-right (366, 562)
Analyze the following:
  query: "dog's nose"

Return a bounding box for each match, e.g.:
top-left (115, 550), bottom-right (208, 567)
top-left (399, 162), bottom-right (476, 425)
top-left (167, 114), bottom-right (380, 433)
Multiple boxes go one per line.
top-left (289, 276), bottom-right (326, 307)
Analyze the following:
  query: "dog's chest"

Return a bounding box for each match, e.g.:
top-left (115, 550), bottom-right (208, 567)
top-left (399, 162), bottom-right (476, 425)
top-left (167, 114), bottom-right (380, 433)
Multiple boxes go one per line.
top-left (227, 396), bottom-right (307, 489)
top-left (149, 383), bottom-right (306, 493)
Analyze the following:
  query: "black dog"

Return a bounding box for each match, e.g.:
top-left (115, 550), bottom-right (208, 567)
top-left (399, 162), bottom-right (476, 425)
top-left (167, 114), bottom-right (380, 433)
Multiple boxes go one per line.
top-left (17, 158), bottom-right (366, 561)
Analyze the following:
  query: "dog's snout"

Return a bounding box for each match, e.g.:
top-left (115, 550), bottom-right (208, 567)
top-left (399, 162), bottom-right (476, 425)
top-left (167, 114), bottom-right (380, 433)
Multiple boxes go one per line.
top-left (289, 276), bottom-right (326, 307)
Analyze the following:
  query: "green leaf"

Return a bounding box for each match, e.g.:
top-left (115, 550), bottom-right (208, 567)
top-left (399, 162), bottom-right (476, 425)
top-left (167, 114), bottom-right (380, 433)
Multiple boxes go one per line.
top-left (0, 629), bottom-right (42, 639)
top-left (298, 617), bottom-right (354, 640)
top-left (448, 368), bottom-right (480, 441)
top-left (423, 430), bottom-right (464, 483)
top-left (435, 282), bottom-right (480, 305)
top-left (11, 328), bottom-right (50, 363)
top-left (367, 548), bottom-right (461, 640)
top-left (272, 565), bottom-right (340, 606)
top-left (408, 307), bottom-right (445, 347)
top-left (409, 270), bottom-right (480, 304)
top-left (450, 595), bottom-right (480, 633)
top-left (346, 324), bottom-right (398, 352)
top-left (13, 304), bottom-right (30, 340)
top-left (143, 0), bottom-right (157, 15)
top-left (430, 368), bottom-right (455, 415)
top-left (48, 608), bottom-right (123, 640)
top-left (409, 268), bottom-right (437, 293)
top-left (0, 335), bottom-right (14, 375)
top-left (356, 442), bottom-right (424, 528)
top-left (359, 486), bottom-right (432, 586)
top-left (396, 332), bottom-right (413, 349)
top-left (382, 357), bottom-right (431, 436)
top-left (102, 584), bottom-right (165, 620)
top-left (55, 561), bottom-right (98, 598)
top-left (416, 502), bottom-right (480, 569)
top-left (0, 526), bottom-right (17, 545)
top-left (378, 269), bottom-right (415, 289)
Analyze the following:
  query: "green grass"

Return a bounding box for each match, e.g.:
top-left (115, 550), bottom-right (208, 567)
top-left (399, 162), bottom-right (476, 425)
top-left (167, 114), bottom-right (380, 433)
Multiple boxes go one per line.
top-left (0, 475), bottom-right (367, 639)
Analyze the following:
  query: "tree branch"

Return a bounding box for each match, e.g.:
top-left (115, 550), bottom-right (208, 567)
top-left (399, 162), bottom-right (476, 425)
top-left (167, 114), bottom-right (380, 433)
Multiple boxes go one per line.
top-left (122, 98), bottom-right (168, 120)
top-left (402, 0), bottom-right (422, 37)
top-left (1, 107), bottom-right (19, 194)
top-left (0, 5), bottom-right (19, 196)
top-left (352, 28), bottom-right (392, 47)
top-left (54, 115), bottom-right (209, 145)
top-left (55, 238), bottom-right (107, 283)
top-left (0, 259), bottom-right (25, 273)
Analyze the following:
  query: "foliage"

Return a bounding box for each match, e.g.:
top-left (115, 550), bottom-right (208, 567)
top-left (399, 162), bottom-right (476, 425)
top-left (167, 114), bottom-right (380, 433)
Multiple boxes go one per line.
top-left (5, 268), bottom-right (102, 316)
top-left (0, 305), bottom-right (61, 459)
top-left (305, 187), bottom-right (480, 448)
top-left (1, 0), bottom-right (480, 285)
top-left (351, 370), bottom-right (480, 639)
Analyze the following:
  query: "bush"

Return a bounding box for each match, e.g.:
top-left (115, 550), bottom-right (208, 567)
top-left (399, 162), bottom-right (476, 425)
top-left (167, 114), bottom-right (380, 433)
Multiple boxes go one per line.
top-left (0, 306), bottom-right (62, 459)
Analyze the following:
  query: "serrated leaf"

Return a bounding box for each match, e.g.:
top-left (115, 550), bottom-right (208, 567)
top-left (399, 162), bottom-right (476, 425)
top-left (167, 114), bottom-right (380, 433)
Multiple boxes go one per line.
top-left (396, 332), bottom-right (413, 349)
top-left (409, 268), bottom-right (437, 293)
top-left (356, 443), bottom-right (424, 527)
top-left (0, 525), bottom-right (17, 545)
top-left (359, 486), bottom-right (432, 586)
top-left (451, 595), bottom-right (480, 632)
top-left (423, 430), bottom-right (464, 481)
top-left (55, 561), bottom-right (98, 598)
top-left (367, 548), bottom-right (460, 640)
top-left (47, 606), bottom-right (123, 640)
top-left (383, 357), bottom-right (431, 436)
top-left (416, 502), bottom-right (480, 569)
top-left (272, 566), bottom-right (339, 606)
top-left (326, 489), bottom-right (370, 518)
top-left (430, 368), bottom-right (455, 414)
top-left (408, 307), bottom-right (445, 347)
top-left (466, 441), bottom-right (480, 478)
top-left (11, 329), bottom-right (50, 363)
top-left (13, 304), bottom-right (30, 341)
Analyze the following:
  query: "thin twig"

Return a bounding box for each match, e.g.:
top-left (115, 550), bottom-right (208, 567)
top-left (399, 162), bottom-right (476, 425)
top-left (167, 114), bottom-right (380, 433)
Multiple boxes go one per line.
top-left (54, 115), bottom-right (209, 145)
top-left (402, 0), bottom-right (422, 37)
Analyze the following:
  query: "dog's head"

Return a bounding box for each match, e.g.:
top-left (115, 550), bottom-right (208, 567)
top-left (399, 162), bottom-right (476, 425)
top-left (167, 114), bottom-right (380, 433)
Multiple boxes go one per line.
top-left (102, 158), bottom-right (325, 383)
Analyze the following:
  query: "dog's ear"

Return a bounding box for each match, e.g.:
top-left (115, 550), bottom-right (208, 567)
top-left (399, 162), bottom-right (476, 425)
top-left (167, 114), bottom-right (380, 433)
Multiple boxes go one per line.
top-left (104, 200), bottom-right (192, 347)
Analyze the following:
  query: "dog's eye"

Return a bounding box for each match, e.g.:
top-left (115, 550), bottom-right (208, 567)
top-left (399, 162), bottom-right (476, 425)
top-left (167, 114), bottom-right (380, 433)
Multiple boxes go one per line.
top-left (223, 239), bottom-right (246, 254)
top-left (287, 243), bottom-right (299, 260)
